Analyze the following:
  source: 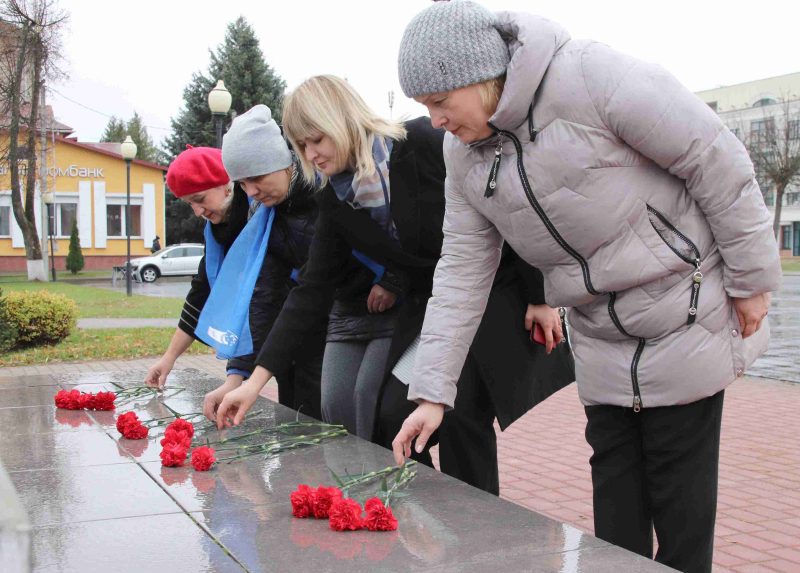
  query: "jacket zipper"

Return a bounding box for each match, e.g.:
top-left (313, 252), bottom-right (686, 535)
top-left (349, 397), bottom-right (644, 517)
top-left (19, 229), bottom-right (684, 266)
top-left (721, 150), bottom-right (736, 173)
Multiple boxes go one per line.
top-left (484, 142), bottom-right (503, 197)
top-left (491, 126), bottom-right (644, 410)
top-left (646, 206), bottom-right (703, 325)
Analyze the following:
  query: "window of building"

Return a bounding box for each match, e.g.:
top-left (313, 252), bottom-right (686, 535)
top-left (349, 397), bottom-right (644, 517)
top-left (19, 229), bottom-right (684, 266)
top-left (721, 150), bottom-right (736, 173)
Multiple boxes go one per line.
top-left (730, 127), bottom-right (741, 139)
top-left (106, 203), bottom-right (142, 237)
top-left (707, 101), bottom-right (718, 112)
top-left (750, 118), bottom-right (775, 142)
top-left (752, 97), bottom-right (778, 108)
top-left (0, 205), bottom-right (10, 236)
top-left (45, 203), bottom-right (79, 237)
top-left (790, 120), bottom-right (800, 141)
top-left (782, 225), bottom-right (792, 250)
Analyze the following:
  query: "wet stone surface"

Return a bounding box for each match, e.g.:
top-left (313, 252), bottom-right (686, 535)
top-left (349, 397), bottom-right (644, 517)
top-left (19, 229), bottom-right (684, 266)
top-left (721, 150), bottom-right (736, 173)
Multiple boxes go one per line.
top-left (2, 369), bottom-right (673, 572)
top-left (749, 274), bottom-right (800, 383)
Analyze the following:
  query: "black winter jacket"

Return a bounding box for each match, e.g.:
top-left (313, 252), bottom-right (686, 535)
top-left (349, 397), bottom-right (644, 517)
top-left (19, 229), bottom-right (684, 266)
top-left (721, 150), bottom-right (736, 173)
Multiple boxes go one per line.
top-left (178, 176), bottom-right (326, 377)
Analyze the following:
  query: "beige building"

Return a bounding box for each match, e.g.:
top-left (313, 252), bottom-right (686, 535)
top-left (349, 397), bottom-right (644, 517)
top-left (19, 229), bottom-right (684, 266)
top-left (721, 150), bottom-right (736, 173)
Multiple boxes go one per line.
top-left (696, 72), bottom-right (800, 256)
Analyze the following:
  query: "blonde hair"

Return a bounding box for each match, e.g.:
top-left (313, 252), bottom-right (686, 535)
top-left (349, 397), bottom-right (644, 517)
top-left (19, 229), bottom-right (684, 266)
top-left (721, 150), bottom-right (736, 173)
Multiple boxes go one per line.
top-left (283, 75), bottom-right (407, 187)
top-left (476, 75), bottom-right (506, 115)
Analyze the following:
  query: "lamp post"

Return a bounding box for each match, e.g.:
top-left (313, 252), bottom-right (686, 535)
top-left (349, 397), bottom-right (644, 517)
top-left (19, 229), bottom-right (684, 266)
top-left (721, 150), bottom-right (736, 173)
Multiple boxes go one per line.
top-left (120, 136), bottom-right (138, 296)
top-left (41, 191), bottom-right (56, 282)
top-left (208, 79), bottom-right (232, 148)
top-left (388, 90), bottom-right (395, 119)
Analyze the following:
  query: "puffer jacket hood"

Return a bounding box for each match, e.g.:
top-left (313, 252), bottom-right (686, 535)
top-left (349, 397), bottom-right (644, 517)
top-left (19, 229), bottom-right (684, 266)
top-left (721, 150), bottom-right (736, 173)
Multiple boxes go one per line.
top-left (410, 11), bottom-right (781, 410)
top-left (489, 13), bottom-right (570, 132)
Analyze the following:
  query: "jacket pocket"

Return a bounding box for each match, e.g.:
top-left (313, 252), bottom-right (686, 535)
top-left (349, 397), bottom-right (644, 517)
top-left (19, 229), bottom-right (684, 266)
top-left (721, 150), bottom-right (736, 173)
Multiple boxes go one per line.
top-left (646, 204), bottom-right (703, 325)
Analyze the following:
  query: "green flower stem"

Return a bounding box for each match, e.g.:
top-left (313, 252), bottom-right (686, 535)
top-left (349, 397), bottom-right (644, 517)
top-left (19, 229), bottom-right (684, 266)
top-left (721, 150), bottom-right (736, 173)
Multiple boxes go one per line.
top-left (338, 461), bottom-right (417, 493)
top-left (216, 428), bottom-right (348, 463)
top-left (383, 465), bottom-right (418, 507)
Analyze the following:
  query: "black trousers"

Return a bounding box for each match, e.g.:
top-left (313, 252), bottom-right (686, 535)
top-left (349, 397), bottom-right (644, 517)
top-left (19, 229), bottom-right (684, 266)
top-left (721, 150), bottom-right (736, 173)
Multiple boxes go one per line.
top-left (584, 390), bottom-right (724, 573)
top-left (276, 350), bottom-right (323, 421)
top-left (375, 353), bottom-right (499, 495)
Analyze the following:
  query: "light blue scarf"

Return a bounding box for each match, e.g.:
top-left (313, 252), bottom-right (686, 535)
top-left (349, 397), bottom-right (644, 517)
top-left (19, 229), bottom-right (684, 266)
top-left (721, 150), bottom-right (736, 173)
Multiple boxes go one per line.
top-left (196, 203), bottom-right (275, 359)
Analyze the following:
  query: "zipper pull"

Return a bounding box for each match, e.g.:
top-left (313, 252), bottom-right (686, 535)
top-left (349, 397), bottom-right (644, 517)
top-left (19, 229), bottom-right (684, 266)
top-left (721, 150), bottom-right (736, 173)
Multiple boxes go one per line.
top-left (633, 395), bottom-right (642, 413)
top-left (687, 258), bottom-right (703, 325)
top-left (484, 142), bottom-right (502, 197)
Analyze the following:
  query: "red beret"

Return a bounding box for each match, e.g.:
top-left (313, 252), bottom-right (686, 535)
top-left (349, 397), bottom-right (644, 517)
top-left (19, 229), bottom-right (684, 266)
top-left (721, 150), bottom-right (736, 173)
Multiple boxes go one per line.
top-left (166, 146), bottom-right (230, 198)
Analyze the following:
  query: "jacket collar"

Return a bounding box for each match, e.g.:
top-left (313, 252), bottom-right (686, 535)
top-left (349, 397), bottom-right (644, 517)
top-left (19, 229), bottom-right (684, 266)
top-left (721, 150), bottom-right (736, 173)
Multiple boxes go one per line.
top-left (488, 12), bottom-right (571, 133)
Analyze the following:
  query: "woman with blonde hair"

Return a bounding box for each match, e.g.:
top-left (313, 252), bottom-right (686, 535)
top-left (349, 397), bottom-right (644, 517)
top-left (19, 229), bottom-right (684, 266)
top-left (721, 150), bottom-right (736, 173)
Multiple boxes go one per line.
top-left (211, 75), bottom-right (573, 494)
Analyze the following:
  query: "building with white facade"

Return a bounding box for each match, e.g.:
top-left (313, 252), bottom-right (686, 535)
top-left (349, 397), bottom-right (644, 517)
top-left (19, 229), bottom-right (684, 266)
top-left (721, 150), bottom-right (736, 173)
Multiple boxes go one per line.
top-left (696, 72), bottom-right (800, 256)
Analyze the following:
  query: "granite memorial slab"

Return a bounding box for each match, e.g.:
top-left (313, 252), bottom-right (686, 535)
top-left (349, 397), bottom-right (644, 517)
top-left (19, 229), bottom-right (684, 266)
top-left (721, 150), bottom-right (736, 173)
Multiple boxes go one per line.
top-left (1, 369), bottom-right (675, 572)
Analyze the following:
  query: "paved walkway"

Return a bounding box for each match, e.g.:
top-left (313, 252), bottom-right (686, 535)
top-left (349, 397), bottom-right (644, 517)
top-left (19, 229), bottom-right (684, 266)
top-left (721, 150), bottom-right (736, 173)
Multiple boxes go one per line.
top-left (2, 354), bottom-right (798, 573)
top-left (77, 318), bottom-right (178, 329)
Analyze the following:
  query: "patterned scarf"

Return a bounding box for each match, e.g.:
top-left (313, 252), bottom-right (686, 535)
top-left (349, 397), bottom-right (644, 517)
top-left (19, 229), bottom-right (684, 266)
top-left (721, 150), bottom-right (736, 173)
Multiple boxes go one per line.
top-left (329, 137), bottom-right (398, 242)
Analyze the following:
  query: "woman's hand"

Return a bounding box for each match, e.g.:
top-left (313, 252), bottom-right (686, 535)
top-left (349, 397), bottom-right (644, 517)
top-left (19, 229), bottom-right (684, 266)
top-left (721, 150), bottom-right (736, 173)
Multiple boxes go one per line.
top-left (367, 284), bottom-right (397, 313)
top-left (202, 375), bottom-right (244, 422)
top-left (214, 383), bottom-right (261, 429)
top-left (144, 355), bottom-right (175, 390)
top-left (524, 304), bottom-right (563, 354)
top-left (733, 292), bottom-right (772, 338)
top-left (391, 400), bottom-right (445, 465)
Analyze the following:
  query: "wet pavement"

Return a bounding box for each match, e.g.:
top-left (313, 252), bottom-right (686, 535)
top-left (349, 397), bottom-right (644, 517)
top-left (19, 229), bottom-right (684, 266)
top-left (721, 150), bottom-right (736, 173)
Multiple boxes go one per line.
top-left (0, 368), bottom-right (673, 573)
top-left (86, 278), bottom-right (191, 299)
top-left (748, 274), bottom-right (800, 383)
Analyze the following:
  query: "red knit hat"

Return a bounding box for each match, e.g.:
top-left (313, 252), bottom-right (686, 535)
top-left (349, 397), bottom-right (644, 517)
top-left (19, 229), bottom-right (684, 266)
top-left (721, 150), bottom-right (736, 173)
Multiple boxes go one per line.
top-left (166, 145), bottom-right (230, 198)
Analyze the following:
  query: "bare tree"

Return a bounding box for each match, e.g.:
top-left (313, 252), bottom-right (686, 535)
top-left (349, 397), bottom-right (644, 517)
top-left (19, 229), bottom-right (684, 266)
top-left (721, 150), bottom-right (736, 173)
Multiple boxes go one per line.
top-left (0, 0), bottom-right (66, 279)
top-left (744, 98), bottom-right (800, 239)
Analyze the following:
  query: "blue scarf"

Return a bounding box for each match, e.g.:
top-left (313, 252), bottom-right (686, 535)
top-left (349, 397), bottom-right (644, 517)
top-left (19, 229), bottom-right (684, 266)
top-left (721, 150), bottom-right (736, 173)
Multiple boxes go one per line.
top-left (196, 203), bottom-right (275, 359)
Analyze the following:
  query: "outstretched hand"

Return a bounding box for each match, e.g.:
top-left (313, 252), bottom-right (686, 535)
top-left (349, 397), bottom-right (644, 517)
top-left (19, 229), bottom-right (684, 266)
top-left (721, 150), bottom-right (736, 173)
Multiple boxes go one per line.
top-left (391, 400), bottom-right (445, 466)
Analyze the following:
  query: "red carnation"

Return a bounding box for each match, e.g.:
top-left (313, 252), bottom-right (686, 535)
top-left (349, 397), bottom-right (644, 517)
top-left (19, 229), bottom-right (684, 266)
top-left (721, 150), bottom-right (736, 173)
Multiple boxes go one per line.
top-left (363, 497), bottom-right (398, 532)
top-left (160, 442), bottom-right (188, 467)
top-left (329, 498), bottom-right (364, 531)
top-left (312, 486), bottom-right (343, 519)
top-left (116, 412), bottom-right (139, 433)
top-left (93, 391), bottom-right (117, 411)
top-left (166, 418), bottom-right (194, 438)
top-left (190, 446), bottom-right (216, 471)
top-left (54, 389), bottom-right (82, 410)
top-left (122, 422), bottom-right (149, 440)
top-left (160, 428), bottom-right (192, 449)
top-left (290, 484), bottom-right (315, 518)
top-left (78, 393), bottom-right (95, 410)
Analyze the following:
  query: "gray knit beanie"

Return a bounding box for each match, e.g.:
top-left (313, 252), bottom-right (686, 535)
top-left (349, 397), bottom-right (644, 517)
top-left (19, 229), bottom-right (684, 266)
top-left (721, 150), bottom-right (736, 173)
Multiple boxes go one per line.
top-left (398, 0), bottom-right (509, 98)
top-left (222, 104), bottom-right (292, 181)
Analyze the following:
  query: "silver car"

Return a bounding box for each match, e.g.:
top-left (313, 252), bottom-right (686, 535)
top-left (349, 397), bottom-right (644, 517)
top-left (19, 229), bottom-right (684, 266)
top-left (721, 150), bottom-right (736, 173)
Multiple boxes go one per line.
top-left (130, 243), bottom-right (204, 283)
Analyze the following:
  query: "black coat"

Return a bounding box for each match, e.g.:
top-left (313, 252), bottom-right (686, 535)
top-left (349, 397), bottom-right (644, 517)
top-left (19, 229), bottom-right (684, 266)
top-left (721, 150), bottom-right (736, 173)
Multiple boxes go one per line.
top-left (179, 177), bottom-right (326, 377)
top-left (257, 117), bottom-right (573, 427)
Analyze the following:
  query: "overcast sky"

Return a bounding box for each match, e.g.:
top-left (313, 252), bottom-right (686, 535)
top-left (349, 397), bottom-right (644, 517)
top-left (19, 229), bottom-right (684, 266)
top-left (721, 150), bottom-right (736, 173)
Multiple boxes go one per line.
top-left (48, 0), bottom-right (800, 149)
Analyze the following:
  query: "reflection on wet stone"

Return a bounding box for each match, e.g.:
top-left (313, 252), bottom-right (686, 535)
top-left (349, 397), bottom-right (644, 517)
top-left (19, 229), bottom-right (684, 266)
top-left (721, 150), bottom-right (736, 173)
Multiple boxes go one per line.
top-left (4, 368), bottom-right (673, 571)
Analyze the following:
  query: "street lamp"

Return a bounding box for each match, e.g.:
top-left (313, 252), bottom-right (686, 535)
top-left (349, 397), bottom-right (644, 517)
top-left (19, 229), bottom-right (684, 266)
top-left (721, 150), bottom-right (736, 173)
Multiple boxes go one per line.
top-left (41, 191), bottom-right (56, 282)
top-left (388, 90), bottom-right (395, 119)
top-left (208, 79), bottom-right (232, 148)
top-left (120, 135), bottom-right (138, 297)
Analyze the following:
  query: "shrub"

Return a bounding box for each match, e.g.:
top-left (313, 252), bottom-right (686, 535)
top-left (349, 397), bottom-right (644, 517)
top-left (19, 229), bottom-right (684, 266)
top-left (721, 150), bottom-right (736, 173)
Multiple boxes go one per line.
top-left (0, 287), bottom-right (19, 352)
top-left (2, 290), bottom-right (77, 347)
top-left (66, 219), bottom-right (85, 274)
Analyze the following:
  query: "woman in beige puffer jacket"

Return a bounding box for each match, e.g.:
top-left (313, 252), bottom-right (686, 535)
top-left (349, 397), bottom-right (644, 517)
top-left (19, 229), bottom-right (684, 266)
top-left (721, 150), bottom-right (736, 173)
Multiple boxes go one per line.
top-left (393, 2), bottom-right (781, 572)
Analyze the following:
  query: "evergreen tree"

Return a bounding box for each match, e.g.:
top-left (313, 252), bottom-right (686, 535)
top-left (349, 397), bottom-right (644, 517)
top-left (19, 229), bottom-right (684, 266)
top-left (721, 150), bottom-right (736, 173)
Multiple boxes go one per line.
top-left (162, 16), bottom-right (287, 243)
top-left (100, 112), bottom-right (159, 163)
top-left (163, 16), bottom-right (286, 159)
top-left (101, 116), bottom-right (127, 143)
top-left (65, 218), bottom-right (84, 274)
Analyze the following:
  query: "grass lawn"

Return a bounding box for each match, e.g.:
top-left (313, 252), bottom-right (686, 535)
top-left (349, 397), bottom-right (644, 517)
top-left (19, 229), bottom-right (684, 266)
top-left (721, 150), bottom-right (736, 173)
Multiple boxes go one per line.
top-left (781, 258), bottom-right (800, 273)
top-left (1, 327), bottom-right (212, 367)
top-left (0, 281), bottom-right (184, 318)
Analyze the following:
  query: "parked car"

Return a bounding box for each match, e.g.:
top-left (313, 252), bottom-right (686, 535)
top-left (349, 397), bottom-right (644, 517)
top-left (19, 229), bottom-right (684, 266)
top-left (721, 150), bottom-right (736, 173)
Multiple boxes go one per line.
top-left (130, 243), bottom-right (204, 283)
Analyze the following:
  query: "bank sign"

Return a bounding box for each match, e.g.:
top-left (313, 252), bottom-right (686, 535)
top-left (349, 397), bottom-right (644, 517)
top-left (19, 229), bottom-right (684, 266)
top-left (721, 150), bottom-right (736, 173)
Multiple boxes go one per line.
top-left (0, 164), bottom-right (105, 178)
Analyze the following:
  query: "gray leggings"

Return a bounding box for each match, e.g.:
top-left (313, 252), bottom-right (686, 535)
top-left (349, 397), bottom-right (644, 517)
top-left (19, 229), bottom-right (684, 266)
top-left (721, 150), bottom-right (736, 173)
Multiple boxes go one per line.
top-left (321, 337), bottom-right (393, 440)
